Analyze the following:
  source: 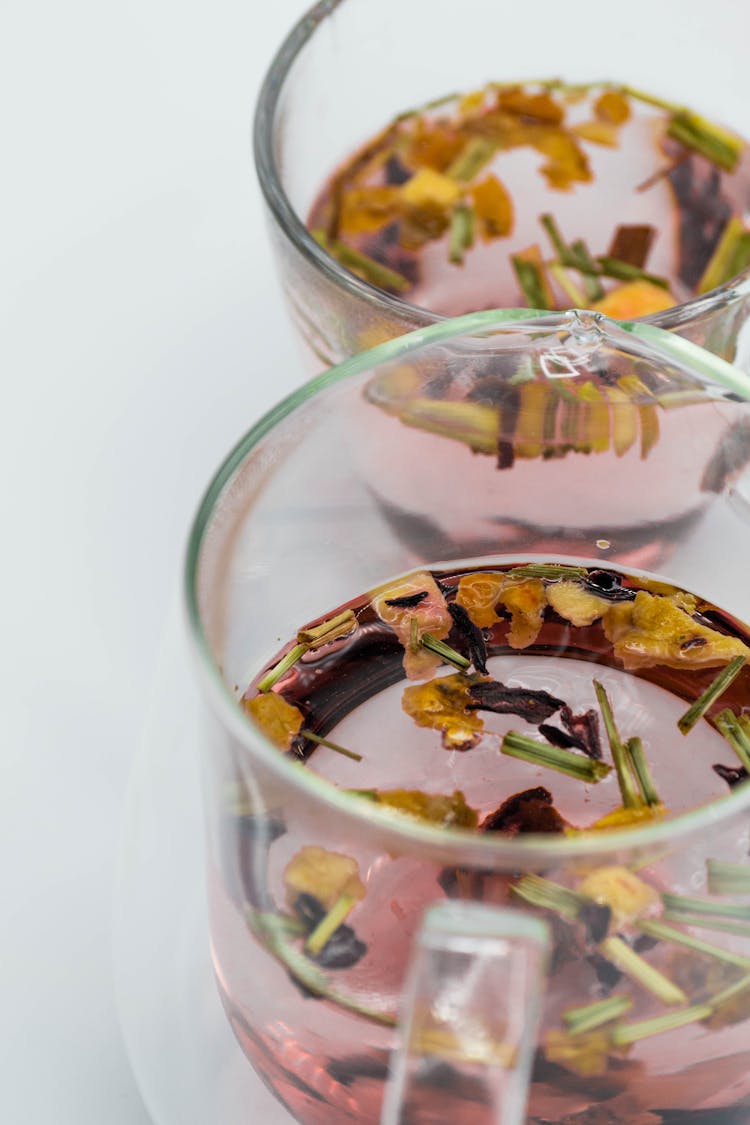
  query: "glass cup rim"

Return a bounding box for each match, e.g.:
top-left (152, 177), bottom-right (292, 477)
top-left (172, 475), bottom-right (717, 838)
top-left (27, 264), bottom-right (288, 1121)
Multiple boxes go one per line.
top-left (185, 308), bottom-right (750, 863)
top-left (252, 0), bottom-right (750, 333)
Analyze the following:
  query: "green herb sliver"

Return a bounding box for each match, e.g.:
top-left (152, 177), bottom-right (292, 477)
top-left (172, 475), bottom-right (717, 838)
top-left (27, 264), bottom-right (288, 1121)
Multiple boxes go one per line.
top-left (511, 874), bottom-right (590, 921)
top-left (677, 657), bottom-right (746, 735)
top-left (636, 918), bottom-right (750, 970)
top-left (714, 709), bottom-right (750, 772)
top-left (706, 860), bottom-right (750, 897)
top-left (300, 730), bottom-right (363, 762)
top-left (258, 642), bottom-right (308, 692)
top-left (501, 731), bottom-right (611, 783)
top-left (312, 230), bottom-right (410, 293)
top-left (599, 935), bottom-right (687, 1005)
top-left (448, 203), bottom-right (475, 265)
top-left (596, 255), bottom-right (669, 289)
top-left (698, 217), bottom-right (750, 294)
top-left (447, 137), bottom-right (496, 182)
top-left (509, 564), bottom-right (588, 580)
top-left (611, 1004), bottom-right (713, 1047)
top-left (624, 736), bottom-right (661, 807)
top-left (594, 681), bottom-right (641, 809)
top-left (662, 912), bottom-right (750, 939)
top-left (667, 109), bottom-right (742, 173)
top-left (663, 890), bottom-right (750, 922)
top-left (563, 994), bottom-right (633, 1035)
top-left (420, 632), bottom-right (471, 671)
top-left (511, 254), bottom-right (553, 310)
top-left (306, 892), bottom-right (358, 955)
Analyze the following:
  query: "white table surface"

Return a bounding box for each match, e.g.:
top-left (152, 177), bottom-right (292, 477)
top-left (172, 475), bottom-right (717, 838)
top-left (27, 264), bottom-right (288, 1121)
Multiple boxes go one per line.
top-left (2, 1), bottom-right (308, 1120)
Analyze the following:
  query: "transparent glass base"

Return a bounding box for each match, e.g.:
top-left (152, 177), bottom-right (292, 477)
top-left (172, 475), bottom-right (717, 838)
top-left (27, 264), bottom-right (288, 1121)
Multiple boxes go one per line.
top-left (112, 601), bottom-right (293, 1125)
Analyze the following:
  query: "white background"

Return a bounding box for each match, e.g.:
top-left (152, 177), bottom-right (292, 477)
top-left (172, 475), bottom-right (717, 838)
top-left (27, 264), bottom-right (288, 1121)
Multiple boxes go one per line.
top-left (2, 1), bottom-right (308, 1120)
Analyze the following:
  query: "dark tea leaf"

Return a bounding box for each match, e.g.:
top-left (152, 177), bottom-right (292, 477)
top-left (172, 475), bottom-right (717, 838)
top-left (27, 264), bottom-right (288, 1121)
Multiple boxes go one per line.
top-left (481, 786), bottom-right (567, 834)
top-left (447, 601), bottom-right (489, 673)
top-left (468, 680), bottom-right (564, 723)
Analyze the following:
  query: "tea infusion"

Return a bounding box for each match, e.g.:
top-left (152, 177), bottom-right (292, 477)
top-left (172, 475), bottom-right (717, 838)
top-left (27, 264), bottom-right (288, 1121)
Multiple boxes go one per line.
top-left (308, 80), bottom-right (750, 318)
top-left (237, 560), bottom-right (750, 1120)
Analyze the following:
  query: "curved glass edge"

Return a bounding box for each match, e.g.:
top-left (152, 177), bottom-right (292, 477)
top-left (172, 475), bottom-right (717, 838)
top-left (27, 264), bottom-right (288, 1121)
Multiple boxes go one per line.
top-left (252, 0), bottom-right (750, 330)
top-left (184, 309), bottom-right (750, 864)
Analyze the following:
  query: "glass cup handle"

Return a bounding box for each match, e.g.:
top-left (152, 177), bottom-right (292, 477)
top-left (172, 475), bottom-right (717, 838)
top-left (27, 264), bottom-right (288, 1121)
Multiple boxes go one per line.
top-left (380, 901), bottom-right (550, 1125)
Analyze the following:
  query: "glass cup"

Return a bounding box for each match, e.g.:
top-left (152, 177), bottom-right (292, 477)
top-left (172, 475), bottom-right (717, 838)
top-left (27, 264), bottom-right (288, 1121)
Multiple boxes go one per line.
top-left (186, 311), bottom-right (750, 1124)
top-left (254, 0), bottom-right (750, 371)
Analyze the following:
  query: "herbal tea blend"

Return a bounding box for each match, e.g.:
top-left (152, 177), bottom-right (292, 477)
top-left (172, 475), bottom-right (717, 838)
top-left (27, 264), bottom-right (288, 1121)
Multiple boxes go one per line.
top-left (308, 81), bottom-right (750, 317)
top-left (233, 561), bottom-right (750, 1121)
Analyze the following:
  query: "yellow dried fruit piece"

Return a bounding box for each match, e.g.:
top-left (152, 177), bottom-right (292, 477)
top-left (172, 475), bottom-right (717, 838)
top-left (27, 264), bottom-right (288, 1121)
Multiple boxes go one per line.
top-left (498, 578), bottom-right (546, 649)
top-left (578, 865), bottom-right (658, 925)
top-left (399, 199), bottom-right (451, 251)
top-left (546, 580), bottom-right (611, 627)
top-left (284, 846), bottom-right (365, 911)
top-left (470, 174), bottom-right (514, 240)
top-left (339, 185), bottom-right (404, 236)
top-left (403, 120), bottom-right (465, 172)
top-left (402, 673), bottom-right (485, 750)
top-left (372, 570), bottom-right (452, 680)
top-left (456, 571), bottom-right (506, 628)
top-left (496, 87), bottom-right (565, 125)
top-left (400, 167), bottom-right (462, 209)
top-left (576, 381), bottom-right (611, 453)
top-left (603, 591), bottom-right (750, 672)
top-left (244, 692), bottom-right (303, 749)
top-left (604, 385), bottom-right (639, 457)
top-left (573, 121), bottom-right (619, 147)
top-left (364, 788), bottom-right (479, 828)
top-left (568, 804), bottom-right (666, 834)
top-left (533, 129), bottom-right (592, 191)
top-left (592, 280), bottom-right (676, 319)
top-left (543, 1028), bottom-right (612, 1077)
top-left (514, 382), bottom-right (553, 459)
top-left (594, 90), bottom-right (631, 125)
top-left (458, 88), bottom-right (487, 115)
top-left (633, 577), bottom-right (698, 614)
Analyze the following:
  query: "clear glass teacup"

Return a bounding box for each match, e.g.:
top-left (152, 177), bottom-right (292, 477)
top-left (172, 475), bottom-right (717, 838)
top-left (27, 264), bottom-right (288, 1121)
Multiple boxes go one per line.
top-left (254, 0), bottom-right (750, 371)
top-left (186, 311), bottom-right (750, 1124)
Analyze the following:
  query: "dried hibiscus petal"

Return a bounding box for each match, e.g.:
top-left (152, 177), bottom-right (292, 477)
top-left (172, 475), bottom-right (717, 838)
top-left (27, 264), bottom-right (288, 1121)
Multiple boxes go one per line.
top-left (291, 893), bottom-right (368, 970)
top-left (447, 601), bottom-right (488, 673)
top-left (560, 705), bottom-right (602, 760)
top-left (468, 679), bottom-right (564, 724)
top-left (384, 590), bottom-right (429, 608)
top-left (311, 925), bottom-right (368, 970)
top-left (713, 763), bottom-right (749, 789)
top-left (480, 786), bottom-right (567, 834)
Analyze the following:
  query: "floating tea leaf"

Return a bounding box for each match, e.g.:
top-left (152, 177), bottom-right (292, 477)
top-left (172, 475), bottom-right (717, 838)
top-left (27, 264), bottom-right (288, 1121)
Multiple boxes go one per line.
top-left (481, 786), bottom-right (567, 834)
top-left (468, 680), bottom-right (564, 724)
top-left (402, 672), bottom-right (486, 750)
top-left (470, 173), bottom-right (514, 239)
top-left (447, 601), bottom-right (488, 673)
top-left (607, 224), bottom-right (656, 268)
top-left (244, 692), bottom-right (304, 749)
